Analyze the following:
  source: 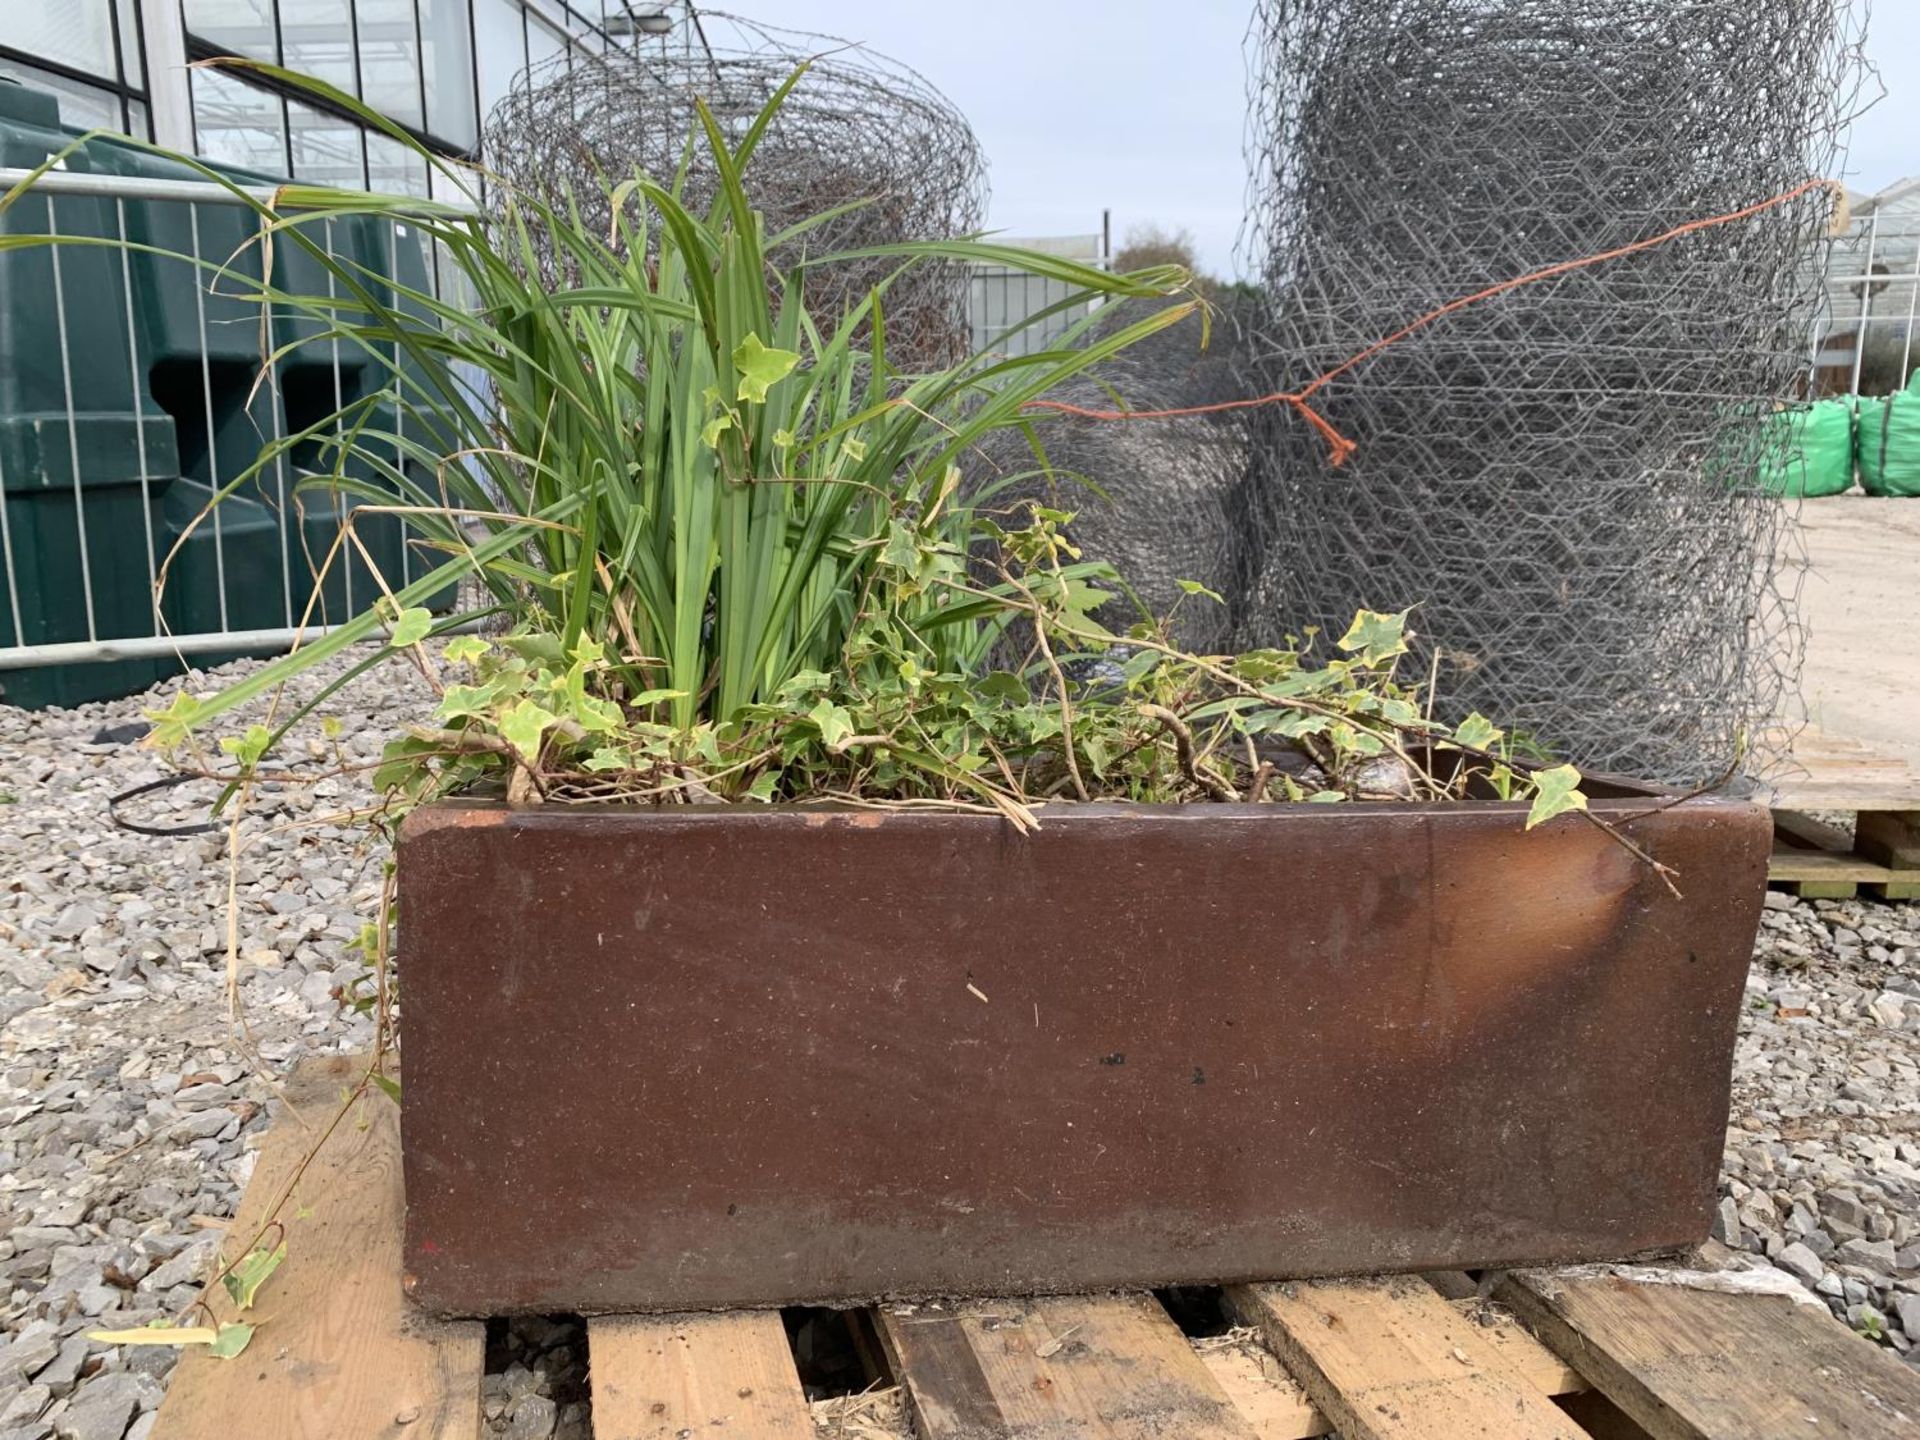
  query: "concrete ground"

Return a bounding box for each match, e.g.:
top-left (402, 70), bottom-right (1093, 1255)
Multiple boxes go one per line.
top-left (1794, 497), bottom-right (1920, 769)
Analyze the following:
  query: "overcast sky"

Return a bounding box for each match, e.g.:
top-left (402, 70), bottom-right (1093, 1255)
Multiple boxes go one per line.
top-left (789, 2), bottom-right (1916, 278)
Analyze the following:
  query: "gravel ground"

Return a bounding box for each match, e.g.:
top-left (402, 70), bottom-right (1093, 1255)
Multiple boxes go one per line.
top-left (1, 650), bottom-right (1917, 1440)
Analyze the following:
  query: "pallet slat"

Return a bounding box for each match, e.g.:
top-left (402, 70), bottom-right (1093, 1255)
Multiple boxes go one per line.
top-left (1859, 810), bottom-right (1920, 871)
top-left (1760, 727), bottom-right (1920, 813)
top-left (1767, 845), bottom-right (1920, 900)
top-left (1230, 1276), bottom-right (1589, 1440)
top-left (1196, 1343), bottom-right (1327, 1438)
top-left (152, 1057), bottom-right (484, 1440)
top-left (588, 1311), bottom-right (813, 1440)
top-left (1497, 1268), bottom-right (1920, 1439)
top-left (878, 1293), bottom-right (1255, 1439)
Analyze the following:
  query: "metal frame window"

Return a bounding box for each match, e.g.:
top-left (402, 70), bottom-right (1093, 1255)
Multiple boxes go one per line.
top-left (173, 0), bottom-right (624, 185)
top-left (0, 0), bottom-right (154, 139)
top-left (3, 3), bottom-right (676, 170)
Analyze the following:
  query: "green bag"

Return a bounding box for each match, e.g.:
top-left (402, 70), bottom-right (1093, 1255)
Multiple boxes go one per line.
top-left (1858, 375), bottom-right (1920, 497)
top-left (1752, 398), bottom-right (1855, 497)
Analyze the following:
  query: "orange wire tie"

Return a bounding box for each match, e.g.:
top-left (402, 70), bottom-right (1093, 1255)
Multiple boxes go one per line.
top-left (1023, 177), bottom-right (1839, 468)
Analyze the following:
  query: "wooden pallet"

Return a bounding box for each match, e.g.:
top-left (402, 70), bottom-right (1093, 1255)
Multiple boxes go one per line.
top-left (1760, 728), bottom-right (1920, 900)
top-left (151, 1057), bottom-right (1920, 1440)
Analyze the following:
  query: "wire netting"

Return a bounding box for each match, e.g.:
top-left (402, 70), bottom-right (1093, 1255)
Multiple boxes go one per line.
top-left (970, 298), bottom-right (1256, 654)
top-left (1232, 0), bottom-right (1871, 784)
top-left (481, 12), bottom-right (987, 370)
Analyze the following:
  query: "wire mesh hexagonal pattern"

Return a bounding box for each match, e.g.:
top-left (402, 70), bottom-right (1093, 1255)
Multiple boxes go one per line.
top-left (1231, 0), bottom-right (1871, 783)
top-left (480, 11), bottom-right (987, 372)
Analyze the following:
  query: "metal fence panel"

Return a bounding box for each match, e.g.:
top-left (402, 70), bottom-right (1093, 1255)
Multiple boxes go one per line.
top-left (0, 164), bottom-right (448, 704)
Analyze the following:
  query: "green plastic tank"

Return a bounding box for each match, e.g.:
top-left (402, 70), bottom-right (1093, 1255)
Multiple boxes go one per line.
top-left (0, 77), bottom-right (446, 710)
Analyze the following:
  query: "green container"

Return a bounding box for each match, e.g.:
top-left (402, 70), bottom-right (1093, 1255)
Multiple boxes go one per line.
top-left (1857, 375), bottom-right (1920, 498)
top-left (1750, 398), bottom-right (1856, 498)
top-left (0, 82), bottom-right (181, 707)
top-left (0, 77), bottom-right (449, 710)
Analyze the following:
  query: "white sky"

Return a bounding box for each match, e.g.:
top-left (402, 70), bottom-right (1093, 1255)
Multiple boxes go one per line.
top-left (784, 1), bottom-right (1916, 278)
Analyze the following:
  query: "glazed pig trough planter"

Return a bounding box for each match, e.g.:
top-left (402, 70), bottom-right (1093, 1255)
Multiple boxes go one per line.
top-left (395, 793), bottom-right (1770, 1316)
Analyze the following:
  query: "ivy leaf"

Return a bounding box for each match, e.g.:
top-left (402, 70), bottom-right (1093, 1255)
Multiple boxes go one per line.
top-left (208, 1322), bottom-right (255, 1360)
top-left (776, 670), bottom-right (833, 699)
top-left (732, 332), bottom-right (800, 404)
top-left (387, 607), bottom-right (433, 648)
top-left (583, 746), bottom-right (631, 772)
top-left (975, 671), bottom-right (1030, 703)
top-left (438, 682), bottom-right (502, 721)
top-left (1175, 579), bottom-right (1225, 604)
top-left (1336, 609), bottom-right (1410, 667)
top-left (221, 1244), bottom-right (286, 1311)
top-left (499, 699), bottom-right (557, 760)
top-left (500, 632), bottom-right (566, 666)
top-left (808, 697), bottom-right (853, 751)
top-left (880, 519), bottom-right (921, 572)
top-left (144, 690), bottom-right (207, 748)
top-left (628, 687), bottom-right (688, 707)
top-left (1453, 712), bottom-right (1502, 750)
top-left (1525, 764), bottom-right (1589, 830)
top-left (443, 635), bottom-right (490, 665)
top-left (746, 769), bottom-right (781, 802)
top-left (218, 724), bottom-right (272, 769)
top-left (571, 693), bottom-right (623, 734)
top-left (701, 412), bottom-right (733, 449)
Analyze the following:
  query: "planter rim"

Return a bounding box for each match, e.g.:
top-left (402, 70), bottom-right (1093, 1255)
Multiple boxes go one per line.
top-left (400, 790), bottom-right (1762, 841)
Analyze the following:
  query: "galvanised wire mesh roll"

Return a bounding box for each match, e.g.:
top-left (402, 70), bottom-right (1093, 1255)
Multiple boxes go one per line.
top-left (1234, 0), bottom-right (1870, 783)
top-left (482, 11), bottom-right (987, 371)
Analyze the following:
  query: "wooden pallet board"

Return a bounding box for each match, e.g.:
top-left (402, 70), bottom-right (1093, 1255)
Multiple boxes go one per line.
top-left (1498, 1268), bottom-right (1920, 1439)
top-left (1767, 844), bottom-right (1918, 899)
top-left (1194, 1293), bottom-right (1587, 1440)
top-left (1759, 729), bottom-right (1920, 898)
top-left (151, 1056), bottom-right (484, 1440)
top-left (1231, 1276), bottom-right (1590, 1440)
top-left (1759, 728), bottom-right (1920, 814)
top-left (876, 1292), bottom-right (1254, 1439)
top-left (589, 1310), bottom-right (813, 1439)
top-left (148, 1057), bottom-right (1920, 1440)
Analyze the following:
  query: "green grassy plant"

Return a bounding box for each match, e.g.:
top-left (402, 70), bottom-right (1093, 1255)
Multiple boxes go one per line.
top-left (2, 59), bottom-right (1587, 832)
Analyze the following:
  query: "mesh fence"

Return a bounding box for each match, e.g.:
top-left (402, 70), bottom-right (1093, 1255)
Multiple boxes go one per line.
top-left (481, 12), bottom-right (987, 371)
top-left (1231, 0), bottom-right (1871, 784)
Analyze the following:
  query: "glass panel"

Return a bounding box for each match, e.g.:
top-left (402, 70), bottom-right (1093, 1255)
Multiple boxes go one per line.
top-left (0, 59), bottom-right (122, 131)
top-left (183, 0), bottom-right (277, 61)
top-left (366, 131), bottom-right (429, 197)
top-left (128, 98), bottom-right (151, 140)
top-left (526, 15), bottom-right (567, 82)
top-left (280, 0), bottom-right (359, 95)
top-left (7, 1), bottom-right (117, 74)
top-left (353, 0), bottom-right (426, 130)
top-left (419, 0), bottom-right (477, 148)
top-left (114, 0), bottom-right (145, 88)
top-left (473, 0), bottom-right (527, 121)
top-left (289, 99), bottom-right (366, 189)
top-left (190, 66), bottom-right (288, 175)
top-left (427, 147), bottom-right (481, 209)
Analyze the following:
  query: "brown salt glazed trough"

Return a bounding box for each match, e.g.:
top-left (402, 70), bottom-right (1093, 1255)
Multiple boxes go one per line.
top-left (395, 795), bottom-right (1771, 1316)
